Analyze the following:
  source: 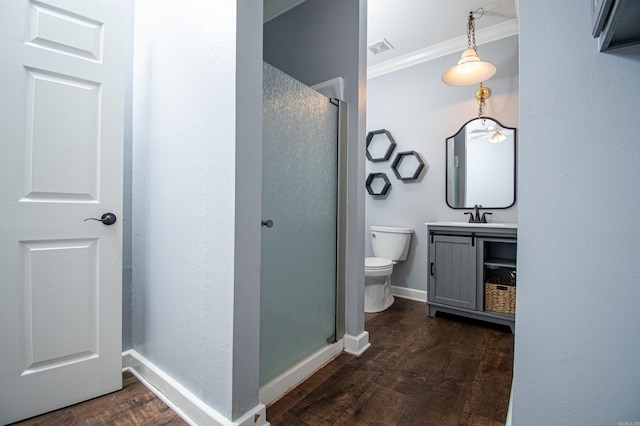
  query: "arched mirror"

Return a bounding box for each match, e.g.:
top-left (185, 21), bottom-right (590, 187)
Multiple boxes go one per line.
top-left (446, 117), bottom-right (516, 209)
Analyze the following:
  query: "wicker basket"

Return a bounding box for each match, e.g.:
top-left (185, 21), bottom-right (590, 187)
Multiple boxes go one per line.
top-left (485, 282), bottom-right (516, 315)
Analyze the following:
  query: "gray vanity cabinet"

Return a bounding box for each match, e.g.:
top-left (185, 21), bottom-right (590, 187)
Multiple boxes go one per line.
top-left (429, 235), bottom-right (476, 310)
top-left (427, 224), bottom-right (517, 333)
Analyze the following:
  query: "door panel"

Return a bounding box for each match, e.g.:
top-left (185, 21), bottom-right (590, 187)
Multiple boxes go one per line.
top-left (23, 239), bottom-right (99, 370)
top-left (0, 0), bottom-right (124, 423)
top-left (260, 62), bottom-right (338, 386)
top-left (430, 235), bottom-right (477, 310)
top-left (25, 68), bottom-right (101, 201)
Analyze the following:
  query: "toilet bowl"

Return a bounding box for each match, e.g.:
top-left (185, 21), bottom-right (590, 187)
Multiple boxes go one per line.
top-left (364, 226), bottom-right (413, 313)
top-left (364, 257), bottom-right (394, 312)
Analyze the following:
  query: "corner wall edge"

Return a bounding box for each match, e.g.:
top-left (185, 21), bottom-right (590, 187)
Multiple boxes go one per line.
top-left (122, 350), bottom-right (269, 426)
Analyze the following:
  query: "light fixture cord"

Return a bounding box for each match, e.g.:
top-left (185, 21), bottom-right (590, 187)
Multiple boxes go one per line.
top-left (467, 8), bottom-right (485, 51)
top-left (471, 7), bottom-right (487, 118)
top-left (466, 13), bottom-right (476, 50)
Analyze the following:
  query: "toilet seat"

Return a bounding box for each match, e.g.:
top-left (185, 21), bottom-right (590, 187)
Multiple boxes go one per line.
top-left (365, 257), bottom-right (393, 270)
top-left (365, 257), bottom-right (393, 278)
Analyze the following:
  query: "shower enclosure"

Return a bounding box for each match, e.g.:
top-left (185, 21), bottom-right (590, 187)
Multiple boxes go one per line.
top-left (260, 62), bottom-right (346, 389)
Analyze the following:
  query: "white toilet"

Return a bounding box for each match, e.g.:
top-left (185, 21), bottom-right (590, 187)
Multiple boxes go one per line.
top-left (364, 225), bottom-right (413, 313)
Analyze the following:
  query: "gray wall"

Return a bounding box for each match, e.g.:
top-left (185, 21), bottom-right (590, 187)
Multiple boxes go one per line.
top-left (233, 0), bottom-right (264, 417)
top-left (514, 1), bottom-right (640, 423)
top-left (264, 0), bottom-right (368, 339)
top-left (366, 35), bottom-right (519, 294)
top-left (107, 0), bottom-right (134, 353)
top-left (131, 0), bottom-right (263, 421)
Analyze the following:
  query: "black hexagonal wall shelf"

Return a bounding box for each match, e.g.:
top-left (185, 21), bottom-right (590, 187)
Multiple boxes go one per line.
top-left (366, 129), bottom-right (396, 162)
top-left (366, 172), bottom-right (391, 196)
top-left (391, 151), bottom-right (425, 181)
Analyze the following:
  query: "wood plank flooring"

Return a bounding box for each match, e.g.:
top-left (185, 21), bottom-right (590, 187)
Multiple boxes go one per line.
top-left (10, 371), bottom-right (188, 426)
top-left (9, 298), bottom-right (513, 426)
top-left (267, 298), bottom-right (514, 426)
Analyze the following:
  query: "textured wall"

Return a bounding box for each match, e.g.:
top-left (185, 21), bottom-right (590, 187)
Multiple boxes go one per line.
top-left (232, 1), bottom-right (264, 420)
top-left (514, 0), bottom-right (640, 423)
top-left (366, 35), bottom-right (519, 294)
top-left (131, 0), bottom-right (262, 420)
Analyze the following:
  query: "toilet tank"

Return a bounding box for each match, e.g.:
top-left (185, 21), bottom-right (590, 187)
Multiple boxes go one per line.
top-left (370, 226), bottom-right (413, 261)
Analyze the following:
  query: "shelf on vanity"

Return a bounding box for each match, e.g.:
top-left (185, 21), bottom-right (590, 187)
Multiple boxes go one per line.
top-left (484, 258), bottom-right (517, 268)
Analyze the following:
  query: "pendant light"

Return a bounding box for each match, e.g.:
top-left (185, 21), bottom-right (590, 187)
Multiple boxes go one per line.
top-left (442, 9), bottom-right (496, 116)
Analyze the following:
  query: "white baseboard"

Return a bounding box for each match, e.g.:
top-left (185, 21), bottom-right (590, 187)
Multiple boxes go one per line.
top-left (391, 285), bottom-right (427, 303)
top-left (343, 331), bottom-right (371, 356)
top-left (122, 350), bottom-right (269, 426)
top-left (259, 339), bottom-right (344, 406)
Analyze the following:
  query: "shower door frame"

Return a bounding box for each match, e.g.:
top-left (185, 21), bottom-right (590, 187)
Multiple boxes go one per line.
top-left (334, 97), bottom-right (347, 346)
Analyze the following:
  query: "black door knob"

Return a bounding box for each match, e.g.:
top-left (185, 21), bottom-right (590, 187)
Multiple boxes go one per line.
top-left (84, 213), bottom-right (117, 225)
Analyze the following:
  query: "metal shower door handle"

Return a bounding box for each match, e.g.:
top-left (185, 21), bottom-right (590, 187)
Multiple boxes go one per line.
top-left (261, 219), bottom-right (273, 228)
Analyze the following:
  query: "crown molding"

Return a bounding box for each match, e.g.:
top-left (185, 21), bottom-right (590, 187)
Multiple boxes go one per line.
top-left (367, 19), bottom-right (519, 80)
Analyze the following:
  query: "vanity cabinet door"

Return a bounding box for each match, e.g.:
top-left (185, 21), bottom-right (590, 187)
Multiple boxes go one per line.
top-left (429, 235), bottom-right (477, 310)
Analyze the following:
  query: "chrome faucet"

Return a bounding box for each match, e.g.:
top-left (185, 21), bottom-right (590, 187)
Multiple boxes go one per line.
top-left (464, 205), bottom-right (492, 223)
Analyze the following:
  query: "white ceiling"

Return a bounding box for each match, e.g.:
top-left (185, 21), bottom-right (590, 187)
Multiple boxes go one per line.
top-left (264, 0), bottom-right (518, 73)
top-left (366, 0), bottom-right (517, 66)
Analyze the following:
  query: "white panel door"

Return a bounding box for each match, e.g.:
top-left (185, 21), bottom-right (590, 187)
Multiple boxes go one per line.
top-left (0, 0), bottom-right (125, 423)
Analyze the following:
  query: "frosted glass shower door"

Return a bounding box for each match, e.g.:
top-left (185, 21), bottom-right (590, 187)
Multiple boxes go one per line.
top-left (260, 63), bottom-right (339, 386)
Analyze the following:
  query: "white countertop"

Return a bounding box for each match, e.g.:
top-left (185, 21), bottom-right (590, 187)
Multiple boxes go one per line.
top-left (426, 221), bottom-right (518, 229)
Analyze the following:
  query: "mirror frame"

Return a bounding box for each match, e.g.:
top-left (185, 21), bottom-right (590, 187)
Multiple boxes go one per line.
top-left (445, 116), bottom-right (517, 209)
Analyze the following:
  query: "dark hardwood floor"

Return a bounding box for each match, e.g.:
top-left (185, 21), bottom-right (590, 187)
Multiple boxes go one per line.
top-left (267, 298), bottom-right (514, 426)
top-left (11, 371), bottom-right (187, 426)
top-left (10, 298), bottom-right (513, 426)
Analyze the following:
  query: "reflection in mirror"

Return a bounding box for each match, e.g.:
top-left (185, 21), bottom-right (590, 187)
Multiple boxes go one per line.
top-left (446, 117), bottom-right (516, 209)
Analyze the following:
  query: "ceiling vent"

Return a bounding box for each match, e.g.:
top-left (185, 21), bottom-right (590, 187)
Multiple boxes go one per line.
top-left (367, 39), bottom-right (394, 55)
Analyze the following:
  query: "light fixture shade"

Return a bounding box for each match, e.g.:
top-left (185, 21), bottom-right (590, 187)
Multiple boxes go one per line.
top-left (441, 48), bottom-right (497, 86)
